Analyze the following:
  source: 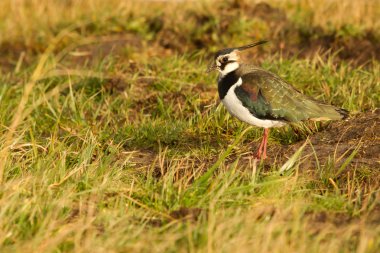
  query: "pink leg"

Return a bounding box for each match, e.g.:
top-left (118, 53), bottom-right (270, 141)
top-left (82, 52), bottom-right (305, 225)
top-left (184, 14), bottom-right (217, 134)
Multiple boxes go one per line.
top-left (262, 128), bottom-right (269, 160)
top-left (255, 128), bottom-right (269, 160)
top-left (255, 137), bottom-right (265, 159)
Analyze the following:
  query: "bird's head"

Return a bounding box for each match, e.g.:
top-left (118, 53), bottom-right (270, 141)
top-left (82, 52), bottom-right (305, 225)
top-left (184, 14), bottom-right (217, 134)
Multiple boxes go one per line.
top-left (207, 40), bottom-right (268, 76)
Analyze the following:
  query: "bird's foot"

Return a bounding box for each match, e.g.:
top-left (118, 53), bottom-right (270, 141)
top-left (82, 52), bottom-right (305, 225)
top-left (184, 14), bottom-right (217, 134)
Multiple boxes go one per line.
top-left (254, 143), bottom-right (268, 160)
top-left (254, 151), bottom-right (268, 160)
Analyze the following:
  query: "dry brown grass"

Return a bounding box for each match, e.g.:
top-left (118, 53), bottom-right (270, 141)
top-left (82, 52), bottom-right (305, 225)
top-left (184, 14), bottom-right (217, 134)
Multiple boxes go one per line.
top-left (1, 0), bottom-right (379, 47)
top-left (0, 1), bottom-right (379, 252)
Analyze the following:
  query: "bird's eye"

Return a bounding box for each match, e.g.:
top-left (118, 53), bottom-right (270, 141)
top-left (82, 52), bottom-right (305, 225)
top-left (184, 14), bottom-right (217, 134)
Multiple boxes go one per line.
top-left (221, 56), bottom-right (228, 63)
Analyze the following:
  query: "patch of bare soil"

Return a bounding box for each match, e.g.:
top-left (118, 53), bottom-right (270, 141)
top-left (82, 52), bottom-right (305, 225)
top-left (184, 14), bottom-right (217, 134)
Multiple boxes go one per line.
top-left (155, 2), bottom-right (380, 65)
top-left (305, 209), bottom-right (377, 234)
top-left (170, 207), bottom-right (204, 221)
top-left (246, 2), bottom-right (380, 65)
top-left (269, 109), bottom-right (380, 170)
top-left (60, 34), bottom-right (143, 67)
top-left (0, 41), bottom-right (33, 72)
top-left (1, 2), bottom-right (380, 71)
top-left (0, 34), bottom-right (143, 72)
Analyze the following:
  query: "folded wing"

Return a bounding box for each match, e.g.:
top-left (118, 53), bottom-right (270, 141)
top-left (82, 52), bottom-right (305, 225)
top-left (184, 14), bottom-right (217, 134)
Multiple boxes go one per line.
top-left (234, 69), bottom-right (348, 122)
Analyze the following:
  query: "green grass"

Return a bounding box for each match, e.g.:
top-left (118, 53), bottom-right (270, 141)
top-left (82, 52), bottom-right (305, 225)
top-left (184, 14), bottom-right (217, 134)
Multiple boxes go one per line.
top-left (0, 1), bottom-right (379, 252)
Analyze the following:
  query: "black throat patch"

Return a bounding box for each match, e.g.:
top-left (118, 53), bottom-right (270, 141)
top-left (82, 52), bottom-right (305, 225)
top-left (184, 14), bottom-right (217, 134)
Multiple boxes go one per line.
top-left (218, 70), bottom-right (240, 100)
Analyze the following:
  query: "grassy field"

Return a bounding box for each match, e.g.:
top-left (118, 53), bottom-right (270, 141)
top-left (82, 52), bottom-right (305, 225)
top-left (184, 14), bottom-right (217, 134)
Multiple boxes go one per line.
top-left (0, 0), bottom-right (379, 252)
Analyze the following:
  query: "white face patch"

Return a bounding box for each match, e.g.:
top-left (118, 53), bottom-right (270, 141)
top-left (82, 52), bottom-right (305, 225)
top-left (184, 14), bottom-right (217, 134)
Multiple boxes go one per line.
top-left (219, 62), bottom-right (239, 76)
top-left (216, 51), bottom-right (240, 76)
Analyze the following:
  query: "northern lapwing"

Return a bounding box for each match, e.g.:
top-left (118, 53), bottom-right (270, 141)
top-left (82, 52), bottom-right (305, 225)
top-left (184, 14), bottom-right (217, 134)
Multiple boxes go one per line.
top-left (207, 41), bottom-right (348, 160)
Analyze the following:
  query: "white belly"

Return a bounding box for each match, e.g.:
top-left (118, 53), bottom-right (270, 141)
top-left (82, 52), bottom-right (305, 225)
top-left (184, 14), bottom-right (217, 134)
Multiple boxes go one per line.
top-left (222, 79), bottom-right (285, 128)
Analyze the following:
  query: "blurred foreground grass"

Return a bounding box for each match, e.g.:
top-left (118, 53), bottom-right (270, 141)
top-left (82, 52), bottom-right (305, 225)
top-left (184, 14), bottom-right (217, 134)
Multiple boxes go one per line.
top-left (0, 0), bottom-right (379, 252)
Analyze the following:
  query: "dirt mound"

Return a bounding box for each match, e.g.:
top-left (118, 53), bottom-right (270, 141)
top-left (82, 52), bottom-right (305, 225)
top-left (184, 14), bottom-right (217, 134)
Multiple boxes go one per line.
top-left (270, 109), bottom-right (380, 170)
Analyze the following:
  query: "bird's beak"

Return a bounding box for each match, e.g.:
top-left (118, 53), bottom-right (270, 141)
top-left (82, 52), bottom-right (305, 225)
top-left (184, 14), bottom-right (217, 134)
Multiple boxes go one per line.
top-left (206, 61), bottom-right (216, 73)
top-left (235, 40), bottom-right (268, 51)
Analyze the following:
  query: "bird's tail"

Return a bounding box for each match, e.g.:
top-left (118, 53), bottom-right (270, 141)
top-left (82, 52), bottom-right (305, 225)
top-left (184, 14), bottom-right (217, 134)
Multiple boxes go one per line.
top-left (310, 104), bottom-right (349, 121)
top-left (334, 107), bottom-right (349, 119)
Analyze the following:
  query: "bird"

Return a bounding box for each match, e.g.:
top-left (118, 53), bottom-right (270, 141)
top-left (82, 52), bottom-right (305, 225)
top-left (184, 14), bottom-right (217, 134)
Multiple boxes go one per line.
top-left (207, 40), bottom-right (348, 160)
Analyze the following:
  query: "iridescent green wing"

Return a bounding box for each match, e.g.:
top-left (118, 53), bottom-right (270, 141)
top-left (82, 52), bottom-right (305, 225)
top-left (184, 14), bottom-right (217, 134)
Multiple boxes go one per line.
top-left (234, 69), bottom-right (345, 122)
